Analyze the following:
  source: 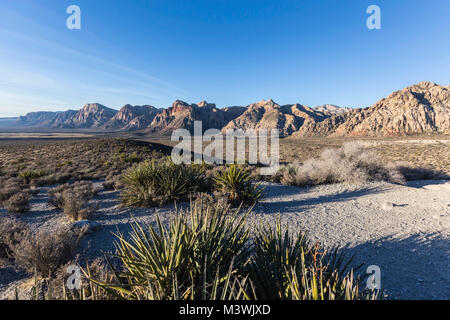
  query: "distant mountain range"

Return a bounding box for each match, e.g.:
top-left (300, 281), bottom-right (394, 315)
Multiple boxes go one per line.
top-left (11, 81), bottom-right (450, 137)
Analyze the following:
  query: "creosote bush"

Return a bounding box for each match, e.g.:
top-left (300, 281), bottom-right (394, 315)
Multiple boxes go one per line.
top-left (280, 142), bottom-right (405, 187)
top-left (48, 258), bottom-right (114, 300)
top-left (0, 177), bottom-right (23, 204)
top-left (48, 181), bottom-right (98, 221)
top-left (214, 164), bottom-right (264, 206)
top-left (4, 192), bottom-right (32, 213)
top-left (0, 217), bottom-right (30, 259)
top-left (13, 226), bottom-right (85, 277)
top-left (121, 158), bottom-right (208, 207)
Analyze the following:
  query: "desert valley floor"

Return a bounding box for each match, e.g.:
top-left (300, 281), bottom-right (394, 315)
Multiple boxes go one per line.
top-left (0, 134), bottom-right (449, 300)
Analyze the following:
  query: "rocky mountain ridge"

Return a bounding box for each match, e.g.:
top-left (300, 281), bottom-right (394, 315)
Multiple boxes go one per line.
top-left (14, 82), bottom-right (449, 136)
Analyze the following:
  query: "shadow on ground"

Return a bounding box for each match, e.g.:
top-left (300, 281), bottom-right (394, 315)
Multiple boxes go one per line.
top-left (255, 183), bottom-right (389, 214)
top-left (342, 233), bottom-right (450, 300)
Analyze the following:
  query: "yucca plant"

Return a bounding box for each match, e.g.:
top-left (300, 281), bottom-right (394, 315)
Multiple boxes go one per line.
top-left (121, 157), bottom-right (207, 207)
top-left (91, 198), bottom-right (251, 300)
top-left (214, 164), bottom-right (264, 206)
top-left (248, 220), bottom-right (310, 299)
top-left (248, 220), bottom-right (373, 300)
top-left (84, 203), bottom-right (378, 301)
top-left (19, 169), bottom-right (47, 183)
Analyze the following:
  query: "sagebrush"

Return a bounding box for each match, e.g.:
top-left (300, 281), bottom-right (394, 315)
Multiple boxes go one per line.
top-left (279, 142), bottom-right (405, 187)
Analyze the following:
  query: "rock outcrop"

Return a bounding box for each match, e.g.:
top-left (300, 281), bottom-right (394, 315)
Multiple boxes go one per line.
top-left (11, 81), bottom-right (449, 136)
top-left (59, 103), bottom-right (117, 129)
top-left (19, 110), bottom-right (78, 127)
top-left (294, 82), bottom-right (450, 137)
top-left (104, 104), bottom-right (160, 130)
top-left (222, 99), bottom-right (328, 136)
top-left (313, 104), bottom-right (351, 116)
top-left (147, 100), bottom-right (243, 134)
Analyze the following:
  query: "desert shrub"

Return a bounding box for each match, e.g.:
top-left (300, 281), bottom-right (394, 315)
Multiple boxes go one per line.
top-left (48, 258), bottom-right (114, 300)
top-left (124, 152), bottom-right (141, 163)
top-left (0, 186), bottom-right (21, 203)
top-left (280, 142), bottom-right (405, 187)
top-left (62, 191), bottom-right (98, 221)
top-left (92, 198), bottom-right (250, 300)
top-left (57, 160), bottom-right (73, 168)
top-left (19, 169), bottom-right (47, 183)
top-left (0, 217), bottom-right (30, 259)
top-left (13, 227), bottom-right (85, 277)
top-left (4, 192), bottom-right (31, 213)
top-left (214, 164), bottom-right (264, 206)
top-left (35, 173), bottom-right (72, 186)
top-left (48, 181), bottom-right (98, 221)
top-left (121, 158), bottom-right (208, 207)
top-left (103, 173), bottom-right (124, 190)
top-left (48, 185), bottom-right (67, 210)
top-left (0, 177), bottom-right (23, 204)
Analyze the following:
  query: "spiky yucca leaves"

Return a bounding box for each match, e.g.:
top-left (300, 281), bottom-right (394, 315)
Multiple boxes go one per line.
top-left (248, 220), bottom-right (310, 299)
top-left (19, 169), bottom-right (47, 183)
top-left (92, 199), bottom-right (251, 300)
top-left (121, 158), bottom-right (207, 207)
top-left (248, 220), bottom-right (372, 300)
top-left (214, 165), bottom-right (264, 206)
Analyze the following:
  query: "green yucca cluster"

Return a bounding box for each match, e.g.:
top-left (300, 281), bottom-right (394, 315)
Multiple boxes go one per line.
top-left (18, 169), bottom-right (47, 183)
top-left (214, 164), bottom-right (264, 206)
top-left (120, 157), bottom-right (208, 207)
top-left (86, 200), bottom-right (379, 300)
top-left (92, 198), bottom-right (251, 300)
top-left (249, 221), bottom-right (377, 300)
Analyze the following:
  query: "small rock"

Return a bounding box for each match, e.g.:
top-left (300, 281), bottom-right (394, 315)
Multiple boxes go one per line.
top-left (71, 220), bottom-right (100, 234)
top-left (381, 202), bottom-right (394, 211)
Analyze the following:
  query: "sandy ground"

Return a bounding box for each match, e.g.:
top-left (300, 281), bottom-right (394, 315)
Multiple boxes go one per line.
top-left (1, 180), bottom-right (449, 300)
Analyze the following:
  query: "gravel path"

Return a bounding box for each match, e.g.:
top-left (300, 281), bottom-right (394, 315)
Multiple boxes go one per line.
top-left (1, 180), bottom-right (449, 299)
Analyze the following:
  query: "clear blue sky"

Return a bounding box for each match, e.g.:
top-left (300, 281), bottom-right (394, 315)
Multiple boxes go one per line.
top-left (0, 0), bottom-right (449, 117)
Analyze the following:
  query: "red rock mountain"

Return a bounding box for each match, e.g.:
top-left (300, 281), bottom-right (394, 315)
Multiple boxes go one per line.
top-left (222, 99), bottom-right (328, 136)
top-left (18, 110), bottom-right (77, 127)
top-left (59, 103), bottom-right (117, 129)
top-left (294, 82), bottom-right (450, 137)
top-left (147, 100), bottom-right (245, 134)
top-left (12, 82), bottom-right (449, 137)
top-left (104, 104), bottom-right (160, 131)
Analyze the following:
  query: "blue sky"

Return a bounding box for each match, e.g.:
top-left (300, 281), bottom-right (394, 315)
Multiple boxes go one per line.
top-left (0, 0), bottom-right (449, 117)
